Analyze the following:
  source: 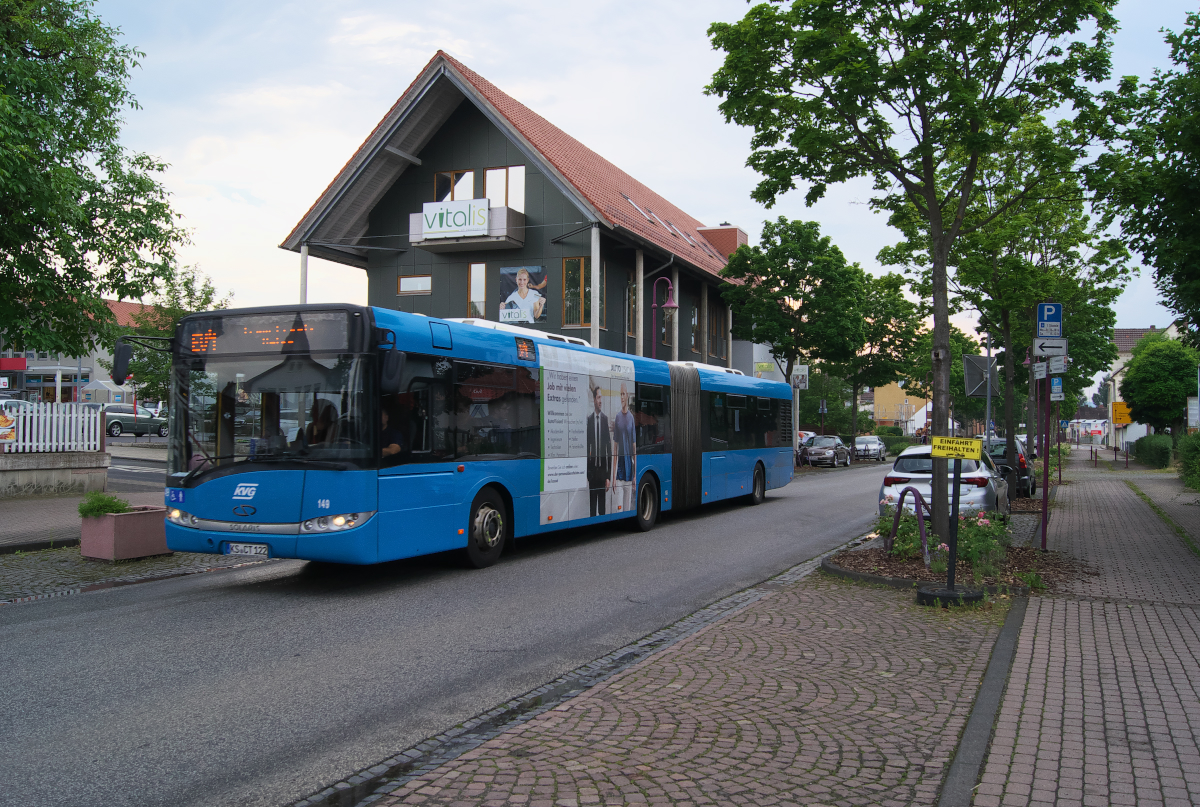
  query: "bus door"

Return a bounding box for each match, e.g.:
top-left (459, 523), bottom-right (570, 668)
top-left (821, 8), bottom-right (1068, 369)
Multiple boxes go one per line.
top-left (377, 376), bottom-right (466, 561)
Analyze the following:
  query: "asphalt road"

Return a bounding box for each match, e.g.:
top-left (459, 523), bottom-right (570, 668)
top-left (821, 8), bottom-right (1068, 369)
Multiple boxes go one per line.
top-left (1, 462), bottom-right (888, 807)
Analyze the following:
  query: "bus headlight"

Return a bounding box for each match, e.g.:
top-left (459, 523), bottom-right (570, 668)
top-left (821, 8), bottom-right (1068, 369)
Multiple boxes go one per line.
top-left (167, 509), bottom-right (199, 528)
top-left (301, 511), bottom-right (374, 533)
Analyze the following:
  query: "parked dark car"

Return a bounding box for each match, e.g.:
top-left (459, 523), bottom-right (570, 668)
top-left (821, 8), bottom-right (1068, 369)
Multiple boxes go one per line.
top-left (800, 435), bottom-right (851, 467)
top-left (986, 438), bottom-right (1035, 497)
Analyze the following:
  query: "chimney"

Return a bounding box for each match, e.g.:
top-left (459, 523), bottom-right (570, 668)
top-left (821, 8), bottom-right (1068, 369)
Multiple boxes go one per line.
top-left (697, 223), bottom-right (748, 259)
top-left (1149, 325), bottom-right (1156, 330)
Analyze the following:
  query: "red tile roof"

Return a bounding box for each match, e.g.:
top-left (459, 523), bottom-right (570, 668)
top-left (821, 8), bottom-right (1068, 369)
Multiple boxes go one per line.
top-left (284, 52), bottom-right (734, 278)
top-left (440, 52), bottom-right (729, 277)
top-left (1113, 327), bottom-right (1162, 354)
top-left (105, 299), bottom-right (151, 328)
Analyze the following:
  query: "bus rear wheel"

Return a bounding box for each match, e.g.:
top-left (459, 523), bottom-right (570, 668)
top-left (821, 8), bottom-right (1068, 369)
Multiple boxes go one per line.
top-left (632, 475), bottom-right (659, 532)
top-left (461, 486), bottom-right (508, 569)
top-left (747, 464), bottom-right (766, 505)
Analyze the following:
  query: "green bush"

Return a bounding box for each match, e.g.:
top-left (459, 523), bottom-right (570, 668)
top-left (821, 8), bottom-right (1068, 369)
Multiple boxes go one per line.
top-left (78, 491), bottom-right (130, 519)
top-left (880, 436), bottom-right (912, 455)
top-left (1133, 433), bottom-right (1173, 469)
top-left (876, 505), bottom-right (925, 560)
top-left (875, 426), bottom-right (903, 436)
top-left (1178, 433), bottom-right (1200, 489)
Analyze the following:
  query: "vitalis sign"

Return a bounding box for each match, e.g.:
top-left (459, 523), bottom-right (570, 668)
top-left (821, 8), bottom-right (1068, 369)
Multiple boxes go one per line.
top-left (421, 199), bottom-right (489, 239)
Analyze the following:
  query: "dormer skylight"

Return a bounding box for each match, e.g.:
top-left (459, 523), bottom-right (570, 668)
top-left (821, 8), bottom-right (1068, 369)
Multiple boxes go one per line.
top-left (621, 194), bottom-right (653, 222)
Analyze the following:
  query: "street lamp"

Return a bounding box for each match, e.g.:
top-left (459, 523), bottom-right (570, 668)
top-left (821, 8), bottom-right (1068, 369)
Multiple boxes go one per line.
top-left (650, 276), bottom-right (678, 361)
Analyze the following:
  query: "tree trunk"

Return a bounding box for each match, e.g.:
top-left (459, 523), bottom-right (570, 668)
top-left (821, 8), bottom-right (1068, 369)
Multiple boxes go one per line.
top-left (930, 245), bottom-right (952, 542)
top-left (850, 383), bottom-right (860, 442)
top-left (1002, 310), bottom-right (1018, 474)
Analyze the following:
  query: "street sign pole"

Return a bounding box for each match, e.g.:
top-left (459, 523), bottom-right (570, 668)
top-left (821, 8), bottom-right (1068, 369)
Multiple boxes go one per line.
top-left (948, 457), bottom-right (961, 590)
top-left (919, 437), bottom-right (985, 606)
top-left (1042, 374), bottom-right (1051, 551)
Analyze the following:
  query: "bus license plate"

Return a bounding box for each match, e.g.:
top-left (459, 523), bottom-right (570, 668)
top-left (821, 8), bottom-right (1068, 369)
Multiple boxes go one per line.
top-left (225, 542), bottom-right (269, 558)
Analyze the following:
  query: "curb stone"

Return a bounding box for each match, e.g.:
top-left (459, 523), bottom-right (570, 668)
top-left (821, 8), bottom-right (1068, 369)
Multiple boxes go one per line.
top-left (288, 533), bottom-right (876, 807)
top-left (936, 596), bottom-right (1028, 807)
top-left (0, 558), bottom-right (276, 605)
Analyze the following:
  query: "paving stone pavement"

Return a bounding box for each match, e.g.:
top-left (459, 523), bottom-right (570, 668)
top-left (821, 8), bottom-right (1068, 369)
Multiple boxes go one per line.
top-left (976, 450), bottom-right (1200, 807)
top-left (369, 574), bottom-right (1007, 807)
top-left (0, 543), bottom-right (274, 602)
top-left (0, 491), bottom-right (163, 550)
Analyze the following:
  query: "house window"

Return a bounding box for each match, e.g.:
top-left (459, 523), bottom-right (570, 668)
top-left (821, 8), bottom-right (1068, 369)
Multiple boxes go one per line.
top-left (434, 170), bottom-right (474, 202)
top-left (398, 275), bottom-right (432, 295)
top-left (690, 304), bottom-right (700, 353)
top-left (468, 264), bottom-right (486, 318)
top-left (484, 166), bottom-right (525, 213)
top-left (707, 301), bottom-right (726, 359)
top-left (562, 257), bottom-right (604, 328)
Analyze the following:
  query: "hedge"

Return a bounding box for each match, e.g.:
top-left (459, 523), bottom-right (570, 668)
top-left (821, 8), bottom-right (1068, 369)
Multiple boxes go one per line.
top-left (1133, 433), bottom-right (1173, 469)
top-left (880, 435), bottom-right (912, 455)
top-left (875, 426), bottom-right (903, 436)
top-left (1179, 433), bottom-right (1200, 489)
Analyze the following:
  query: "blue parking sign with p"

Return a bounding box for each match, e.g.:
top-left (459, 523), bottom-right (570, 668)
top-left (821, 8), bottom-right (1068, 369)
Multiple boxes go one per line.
top-left (1051, 377), bottom-right (1063, 395)
top-left (1037, 303), bottom-right (1062, 337)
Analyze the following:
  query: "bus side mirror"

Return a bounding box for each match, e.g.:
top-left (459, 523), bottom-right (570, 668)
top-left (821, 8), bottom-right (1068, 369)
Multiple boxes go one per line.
top-left (381, 350), bottom-right (406, 394)
top-left (112, 340), bottom-right (133, 386)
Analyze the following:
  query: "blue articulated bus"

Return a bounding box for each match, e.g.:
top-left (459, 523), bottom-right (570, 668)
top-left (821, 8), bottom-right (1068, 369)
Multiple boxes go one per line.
top-left (146, 305), bottom-right (793, 567)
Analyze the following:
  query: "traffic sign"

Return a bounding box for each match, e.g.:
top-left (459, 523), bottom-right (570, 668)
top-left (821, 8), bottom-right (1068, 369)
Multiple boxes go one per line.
top-left (1050, 377), bottom-right (1064, 401)
top-left (931, 436), bottom-right (982, 460)
top-left (1112, 401), bottom-right (1132, 425)
top-left (1033, 362), bottom-right (1047, 380)
top-left (1049, 355), bottom-right (1066, 374)
top-left (1033, 337), bottom-right (1068, 357)
top-left (1037, 303), bottom-right (1063, 337)
top-left (1060, 420), bottom-right (1069, 429)
top-left (963, 355), bottom-right (999, 398)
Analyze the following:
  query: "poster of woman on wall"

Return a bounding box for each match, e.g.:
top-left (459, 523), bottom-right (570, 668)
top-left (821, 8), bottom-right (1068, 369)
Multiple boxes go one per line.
top-left (499, 266), bottom-right (547, 324)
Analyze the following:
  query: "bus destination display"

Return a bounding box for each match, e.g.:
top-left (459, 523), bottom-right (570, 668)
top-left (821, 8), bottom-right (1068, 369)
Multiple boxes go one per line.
top-left (182, 312), bottom-right (350, 354)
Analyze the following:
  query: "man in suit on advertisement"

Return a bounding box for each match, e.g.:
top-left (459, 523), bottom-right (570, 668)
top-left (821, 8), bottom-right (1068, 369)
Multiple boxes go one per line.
top-left (586, 383), bottom-right (611, 516)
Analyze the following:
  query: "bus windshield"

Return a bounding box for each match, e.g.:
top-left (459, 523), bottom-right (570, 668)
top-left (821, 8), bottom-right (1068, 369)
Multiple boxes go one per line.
top-left (168, 352), bottom-right (374, 482)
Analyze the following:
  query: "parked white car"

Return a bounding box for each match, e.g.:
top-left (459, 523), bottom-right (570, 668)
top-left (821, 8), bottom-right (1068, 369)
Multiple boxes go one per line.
top-left (878, 445), bottom-right (1011, 517)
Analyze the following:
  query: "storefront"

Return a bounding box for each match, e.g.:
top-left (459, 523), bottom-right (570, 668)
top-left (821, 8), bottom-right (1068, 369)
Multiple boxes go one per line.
top-left (282, 51), bottom-right (750, 368)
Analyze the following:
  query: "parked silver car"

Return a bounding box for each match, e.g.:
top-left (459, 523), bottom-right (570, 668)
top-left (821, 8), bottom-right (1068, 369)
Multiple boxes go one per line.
top-left (854, 435), bottom-right (886, 461)
top-left (878, 446), bottom-right (1010, 517)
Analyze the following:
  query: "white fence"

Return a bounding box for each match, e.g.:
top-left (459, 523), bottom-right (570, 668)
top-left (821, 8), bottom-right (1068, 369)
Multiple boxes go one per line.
top-left (0, 403), bottom-right (103, 453)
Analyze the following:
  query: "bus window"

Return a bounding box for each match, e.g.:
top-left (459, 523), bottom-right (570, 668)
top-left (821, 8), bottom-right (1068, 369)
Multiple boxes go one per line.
top-left (455, 364), bottom-right (539, 460)
top-left (635, 383), bottom-right (670, 454)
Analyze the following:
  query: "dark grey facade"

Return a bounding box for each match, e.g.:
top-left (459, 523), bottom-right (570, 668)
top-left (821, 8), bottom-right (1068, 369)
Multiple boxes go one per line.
top-left (282, 52), bottom-right (745, 367)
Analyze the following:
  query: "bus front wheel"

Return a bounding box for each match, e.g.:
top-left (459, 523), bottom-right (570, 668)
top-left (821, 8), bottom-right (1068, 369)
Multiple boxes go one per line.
top-left (462, 486), bottom-right (508, 569)
top-left (633, 475), bottom-right (659, 532)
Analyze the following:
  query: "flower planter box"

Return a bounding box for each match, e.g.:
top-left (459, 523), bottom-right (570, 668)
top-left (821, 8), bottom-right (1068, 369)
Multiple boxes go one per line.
top-left (81, 506), bottom-right (170, 561)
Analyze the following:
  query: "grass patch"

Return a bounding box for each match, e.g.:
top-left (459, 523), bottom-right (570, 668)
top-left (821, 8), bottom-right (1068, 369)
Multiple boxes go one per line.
top-left (1124, 479), bottom-right (1200, 560)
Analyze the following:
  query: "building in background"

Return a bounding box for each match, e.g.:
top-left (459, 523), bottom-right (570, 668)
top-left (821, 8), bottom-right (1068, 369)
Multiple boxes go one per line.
top-left (1106, 323), bottom-right (1180, 448)
top-left (0, 299), bottom-right (148, 402)
top-left (282, 51), bottom-right (751, 370)
top-left (873, 381), bottom-right (926, 435)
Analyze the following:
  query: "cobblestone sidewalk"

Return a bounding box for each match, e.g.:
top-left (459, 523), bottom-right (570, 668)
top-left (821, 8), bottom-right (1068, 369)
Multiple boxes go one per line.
top-left (0, 544), bottom-right (274, 602)
top-left (0, 491), bottom-right (163, 550)
top-left (365, 574), bottom-right (1007, 807)
top-left (976, 450), bottom-right (1200, 807)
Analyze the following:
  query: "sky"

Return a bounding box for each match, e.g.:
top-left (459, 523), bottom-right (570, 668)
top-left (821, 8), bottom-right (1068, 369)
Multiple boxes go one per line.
top-left (97, 0), bottom-right (1191, 335)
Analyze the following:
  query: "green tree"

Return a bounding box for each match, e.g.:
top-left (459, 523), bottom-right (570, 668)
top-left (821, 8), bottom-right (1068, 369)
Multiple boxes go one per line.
top-left (0, 0), bottom-right (186, 357)
top-left (721, 218), bottom-right (866, 380)
top-left (1089, 13), bottom-right (1200, 341)
top-left (882, 116), bottom-right (1127, 469)
top-left (832, 273), bottom-right (920, 438)
top-left (707, 0), bottom-right (1117, 539)
top-left (1119, 334), bottom-right (1199, 439)
top-left (118, 266), bottom-right (232, 403)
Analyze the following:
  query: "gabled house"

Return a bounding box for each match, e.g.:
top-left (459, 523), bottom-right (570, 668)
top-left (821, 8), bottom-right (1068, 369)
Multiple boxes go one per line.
top-left (281, 51), bottom-right (748, 366)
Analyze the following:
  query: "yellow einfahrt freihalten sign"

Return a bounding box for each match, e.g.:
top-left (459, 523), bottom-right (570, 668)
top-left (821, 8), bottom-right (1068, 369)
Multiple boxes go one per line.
top-left (931, 436), bottom-right (983, 460)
